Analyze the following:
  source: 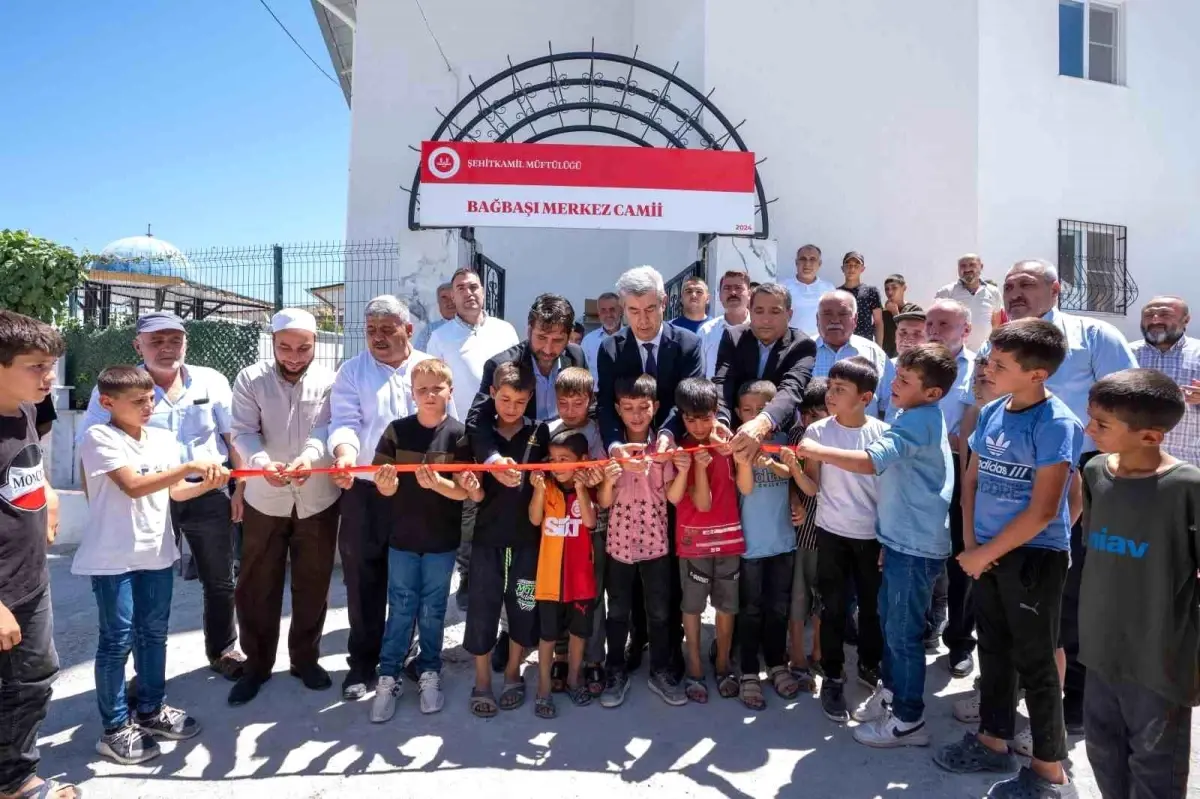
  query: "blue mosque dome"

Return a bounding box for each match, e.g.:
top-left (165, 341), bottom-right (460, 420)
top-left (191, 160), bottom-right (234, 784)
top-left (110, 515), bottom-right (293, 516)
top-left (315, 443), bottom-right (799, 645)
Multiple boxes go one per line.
top-left (95, 233), bottom-right (191, 279)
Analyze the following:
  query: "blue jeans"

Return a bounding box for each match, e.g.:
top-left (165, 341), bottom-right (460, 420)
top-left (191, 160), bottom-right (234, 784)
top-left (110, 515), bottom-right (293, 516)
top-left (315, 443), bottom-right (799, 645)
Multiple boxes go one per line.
top-left (92, 568), bottom-right (175, 730)
top-left (379, 549), bottom-right (456, 679)
top-left (879, 547), bottom-right (944, 723)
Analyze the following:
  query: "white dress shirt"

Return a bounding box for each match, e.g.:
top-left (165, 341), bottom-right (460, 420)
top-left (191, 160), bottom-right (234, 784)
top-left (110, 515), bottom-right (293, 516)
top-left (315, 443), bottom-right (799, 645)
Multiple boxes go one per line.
top-left (781, 276), bottom-right (835, 338)
top-left (427, 314), bottom-right (520, 420)
top-left (699, 314), bottom-right (750, 378)
top-left (327, 350), bottom-right (459, 479)
top-left (582, 326), bottom-right (618, 382)
top-left (231, 360), bottom-right (340, 518)
top-left (633, 325), bottom-right (665, 371)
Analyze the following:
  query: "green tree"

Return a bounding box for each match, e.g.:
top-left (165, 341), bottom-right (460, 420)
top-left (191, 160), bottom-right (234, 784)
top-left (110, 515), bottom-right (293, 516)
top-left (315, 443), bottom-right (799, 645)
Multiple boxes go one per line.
top-left (0, 229), bottom-right (88, 323)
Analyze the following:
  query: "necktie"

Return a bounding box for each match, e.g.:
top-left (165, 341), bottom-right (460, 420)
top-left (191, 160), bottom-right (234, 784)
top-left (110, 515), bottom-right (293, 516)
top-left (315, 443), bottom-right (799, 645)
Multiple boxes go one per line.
top-left (642, 342), bottom-right (658, 377)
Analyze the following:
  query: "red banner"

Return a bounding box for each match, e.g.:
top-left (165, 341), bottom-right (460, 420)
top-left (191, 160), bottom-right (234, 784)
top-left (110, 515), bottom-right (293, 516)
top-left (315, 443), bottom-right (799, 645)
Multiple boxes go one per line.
top-left (418, 141), bottom-right (756, 234)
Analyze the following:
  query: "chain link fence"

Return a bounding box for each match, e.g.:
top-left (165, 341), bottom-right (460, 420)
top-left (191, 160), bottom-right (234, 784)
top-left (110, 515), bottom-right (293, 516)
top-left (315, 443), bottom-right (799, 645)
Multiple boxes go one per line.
top-left (64, 240), bottom-right (414, 408)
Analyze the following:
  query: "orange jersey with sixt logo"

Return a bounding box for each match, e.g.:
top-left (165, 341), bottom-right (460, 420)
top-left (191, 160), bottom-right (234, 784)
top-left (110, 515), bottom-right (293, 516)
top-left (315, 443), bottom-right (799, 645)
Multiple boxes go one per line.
top-left (534, 481), bottom-right (596, 603)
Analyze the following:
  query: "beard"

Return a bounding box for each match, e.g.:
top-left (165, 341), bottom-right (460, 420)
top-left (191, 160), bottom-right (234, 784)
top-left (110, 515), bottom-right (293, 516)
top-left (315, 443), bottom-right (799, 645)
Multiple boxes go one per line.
top-left (277, 362), bottom-right (309, 380)
top-left (1142, 325), bottom-right (1184, 347)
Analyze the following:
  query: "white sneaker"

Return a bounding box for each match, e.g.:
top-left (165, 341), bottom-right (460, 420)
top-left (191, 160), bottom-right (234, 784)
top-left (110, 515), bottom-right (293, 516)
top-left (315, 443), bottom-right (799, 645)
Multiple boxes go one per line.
top-left (953, 689), bottom-right (981, 723)
top-left (418, 670), bottom-right (444, 715)
top-left (1012, 725), bottom-right (1034, 757)
top-left (852, 682), bottom-right (892, 723)
top-left (369, 675), bottom-right (403, 723)
top-left (852, 710), bottom-right (930, 748)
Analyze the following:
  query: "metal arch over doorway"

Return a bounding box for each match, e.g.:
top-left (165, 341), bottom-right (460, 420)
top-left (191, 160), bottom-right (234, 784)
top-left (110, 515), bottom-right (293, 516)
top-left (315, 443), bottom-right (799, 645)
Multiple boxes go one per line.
top-left (406, 42), bottom-right (772, 240)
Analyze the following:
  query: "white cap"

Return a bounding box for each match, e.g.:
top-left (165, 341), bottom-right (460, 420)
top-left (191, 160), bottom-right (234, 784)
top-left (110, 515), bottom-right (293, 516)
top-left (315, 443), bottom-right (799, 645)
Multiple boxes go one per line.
top-left (271, 308), bottom-right (317, 334)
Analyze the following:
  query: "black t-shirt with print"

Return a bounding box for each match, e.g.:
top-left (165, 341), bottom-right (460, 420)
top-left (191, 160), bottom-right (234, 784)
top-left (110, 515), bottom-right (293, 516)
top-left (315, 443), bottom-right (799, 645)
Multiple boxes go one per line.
top-left (374, 416), bottom-right (470, 554)
top-left (840, 283), bottom-right (883, 340)
top-left (0, 403), bottom-right (49, 608)
top-left (473, 420), bottom-right (548, 549)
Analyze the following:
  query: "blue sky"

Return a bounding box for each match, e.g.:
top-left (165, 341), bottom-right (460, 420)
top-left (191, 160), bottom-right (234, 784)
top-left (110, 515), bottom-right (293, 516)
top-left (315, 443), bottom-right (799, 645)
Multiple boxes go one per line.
top-left (0, 1), bottom-right (349, 253)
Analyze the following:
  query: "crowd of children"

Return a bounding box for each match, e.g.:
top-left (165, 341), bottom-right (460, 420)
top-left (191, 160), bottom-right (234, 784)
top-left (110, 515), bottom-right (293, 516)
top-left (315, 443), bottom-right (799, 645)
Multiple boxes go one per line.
top-left (1, 304), bottom-right (1198, 799)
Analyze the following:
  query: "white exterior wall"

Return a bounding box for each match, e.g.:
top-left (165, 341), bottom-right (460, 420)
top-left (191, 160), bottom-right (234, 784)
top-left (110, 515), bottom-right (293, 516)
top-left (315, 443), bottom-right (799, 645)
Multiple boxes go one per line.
top-left (978, 0), bottom-right (1200, 338)
top-left (345, 0), bottom-right (1197, 340)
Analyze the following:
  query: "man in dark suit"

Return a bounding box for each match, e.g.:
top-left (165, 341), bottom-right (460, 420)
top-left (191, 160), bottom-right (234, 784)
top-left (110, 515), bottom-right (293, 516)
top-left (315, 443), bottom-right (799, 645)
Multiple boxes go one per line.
top-left (713, 282), bottom-right (817, 459)
top-left (597, 267), bottom-right (704, 452)
top-left (595, 266), bottom-right (703, 679)
top-left (464, 293), bottom-right (584, 465)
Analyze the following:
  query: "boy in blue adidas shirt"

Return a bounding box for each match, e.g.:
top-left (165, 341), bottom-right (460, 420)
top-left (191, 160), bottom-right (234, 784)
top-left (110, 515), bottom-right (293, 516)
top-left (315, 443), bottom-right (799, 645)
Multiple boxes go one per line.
top-left (933, 319), bottom-right (1083, 799)
top-left (797, 343), bottom-right (957, 747)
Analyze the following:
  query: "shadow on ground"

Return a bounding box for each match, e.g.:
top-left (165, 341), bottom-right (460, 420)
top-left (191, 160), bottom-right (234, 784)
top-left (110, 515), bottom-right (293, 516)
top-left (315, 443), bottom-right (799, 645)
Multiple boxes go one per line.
top-left (38, 551), bottom-right (1126, 799)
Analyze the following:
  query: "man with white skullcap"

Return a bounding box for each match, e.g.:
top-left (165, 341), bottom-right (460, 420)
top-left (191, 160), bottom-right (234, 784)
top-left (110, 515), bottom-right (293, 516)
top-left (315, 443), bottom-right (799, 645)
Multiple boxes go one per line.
top-left (226, 309), bottom-right (341, 706)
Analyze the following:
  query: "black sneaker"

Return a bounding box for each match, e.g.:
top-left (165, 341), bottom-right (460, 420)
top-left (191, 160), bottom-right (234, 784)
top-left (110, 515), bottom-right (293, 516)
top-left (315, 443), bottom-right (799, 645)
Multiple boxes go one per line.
top-left (948, 651), bottom-right (975, 678)
top-left (600, 668), bottom-right (631, 708)
top-left (290, 663), bottom-right (332, 691)
top-left (923, 635), bottom-right (941, 655)
top-left (491, 631), bottom-right (510, 674)
top-left (96, 721), bottom-right (160, 765)
top-left (342, 667), bottom-right (372, 701)
top-left (820, 677), bottom-right (849, 722)
top-left (137, 704), bottom-right (201, 741)
top-left (647, 669), bottom-right (688, 707)
top-left (857, 663), bottom-right (880, 690)
top-left (228, 674), bottom-right (268, 706)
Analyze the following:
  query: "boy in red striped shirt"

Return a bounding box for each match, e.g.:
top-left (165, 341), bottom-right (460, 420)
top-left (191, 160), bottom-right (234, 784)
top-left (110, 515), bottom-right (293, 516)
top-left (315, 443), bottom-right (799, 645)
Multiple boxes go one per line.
top-left (670, 378), bottom-right (746, 703)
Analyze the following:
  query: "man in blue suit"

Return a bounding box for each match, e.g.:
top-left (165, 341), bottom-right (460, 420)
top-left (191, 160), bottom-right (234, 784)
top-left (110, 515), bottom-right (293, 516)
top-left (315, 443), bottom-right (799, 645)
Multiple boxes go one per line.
top-left (595, 265), bottom-right (704, 682)
top-left (597, 266), bottom-right (705, 453)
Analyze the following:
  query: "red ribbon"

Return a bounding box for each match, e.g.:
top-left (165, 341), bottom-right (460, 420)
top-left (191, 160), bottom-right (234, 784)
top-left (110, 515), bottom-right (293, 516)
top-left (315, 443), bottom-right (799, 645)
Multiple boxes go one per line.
top-left (230, 442), bottom-right (786, 479)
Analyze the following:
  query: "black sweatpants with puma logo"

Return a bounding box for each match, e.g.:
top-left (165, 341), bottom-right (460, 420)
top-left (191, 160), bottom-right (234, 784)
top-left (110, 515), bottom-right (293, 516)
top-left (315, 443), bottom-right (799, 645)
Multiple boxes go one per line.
top-left (975, 546), bottom-right (1070, 763)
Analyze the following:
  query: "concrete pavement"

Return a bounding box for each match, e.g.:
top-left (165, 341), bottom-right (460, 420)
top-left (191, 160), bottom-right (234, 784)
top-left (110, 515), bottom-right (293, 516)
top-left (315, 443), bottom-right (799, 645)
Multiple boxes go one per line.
top-left (34, 551), bottom-right (1200, 798)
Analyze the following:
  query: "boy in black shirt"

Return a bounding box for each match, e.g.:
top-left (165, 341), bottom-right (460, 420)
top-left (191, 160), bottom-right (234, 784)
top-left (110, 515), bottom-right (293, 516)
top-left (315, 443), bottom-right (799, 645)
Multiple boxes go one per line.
top-left (0, 311), bottom-right (76, 799)
top-left (464, 361), bottom-right (548, 718)
top-left (1080, 368), bottom-right (1200, 799)
top-left (369, 358), bottom-right (480, 723)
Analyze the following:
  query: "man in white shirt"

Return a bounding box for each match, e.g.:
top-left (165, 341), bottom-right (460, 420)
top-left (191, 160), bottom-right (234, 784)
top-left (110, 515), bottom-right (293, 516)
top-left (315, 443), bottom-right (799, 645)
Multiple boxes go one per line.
top-left (79, 312), bottom-right (247, 681)
top-left (412, 282), bottom-right (455, 352)
top-left (228, 309), bottom-right (340, 706)
top-left (327, 295), bottom-right (449, 701)
top-left (780, 244), bottom-right (836, 338)
top-left (699, 270), bottom-right (751, 378)
top-left (427, 268), bottom-right (520, 419)
top-left (812, 291), bottom-right (892, 419)
top-left (934, 253), bottom-right (1003, 352)
top-left (582, 292), bottom-right (623, 382)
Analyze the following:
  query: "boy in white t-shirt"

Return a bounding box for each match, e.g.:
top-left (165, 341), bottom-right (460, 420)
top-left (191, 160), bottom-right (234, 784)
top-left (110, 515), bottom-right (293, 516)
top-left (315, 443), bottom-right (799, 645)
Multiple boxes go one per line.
top-left (794, 356), bottom-right (888, 724)
top-left (77, 366), bottom-right (228, 765)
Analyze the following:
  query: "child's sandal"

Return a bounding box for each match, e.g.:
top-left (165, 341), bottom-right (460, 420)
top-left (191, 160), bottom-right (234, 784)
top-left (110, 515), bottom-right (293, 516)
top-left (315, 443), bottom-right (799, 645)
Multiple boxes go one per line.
top-left (534, 695), bottom-right (557, 719)
top-left (739, 675), bottom-right (766, 711)
top-left (469, 688), bottom-right (498, 719)
top-left (717, 672), bottom-right (740, 699)
top-left (789, 666), bottom-right (817, 694)
top-left (767, 665), bottom-right (801, 699)
top-left (499, 681), bottom-right (526, 710)
top-left (584, 664), bottom-right (605, 697)
top-left (550, 661), bottom-right (568, 693)
top-left (683, 676), bottom-right (709, 703)
top-left (565, 682), bottom-right (592, 707)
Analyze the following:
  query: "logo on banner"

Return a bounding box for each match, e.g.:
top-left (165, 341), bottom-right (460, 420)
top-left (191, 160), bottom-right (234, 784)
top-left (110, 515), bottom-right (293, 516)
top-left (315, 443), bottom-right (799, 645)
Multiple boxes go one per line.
top-left (0, 443), bottom-right (47, 512)
top-left (427, 146), bottom-right (461, 180)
